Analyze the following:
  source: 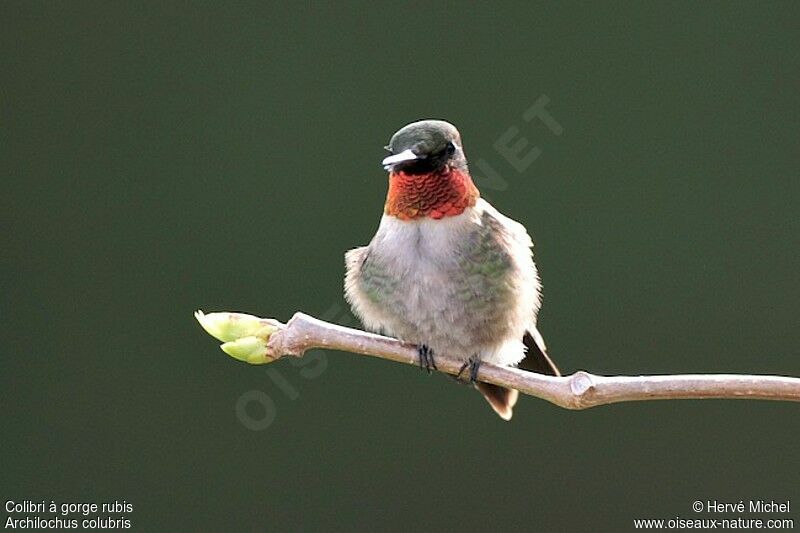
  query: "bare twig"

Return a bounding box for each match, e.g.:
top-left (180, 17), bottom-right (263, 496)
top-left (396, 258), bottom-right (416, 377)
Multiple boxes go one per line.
top-left (196, 311), bottom-right (800, 409)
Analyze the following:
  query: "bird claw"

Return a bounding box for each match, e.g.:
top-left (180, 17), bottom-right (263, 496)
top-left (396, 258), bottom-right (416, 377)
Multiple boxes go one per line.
top-left (417, 344), bottom-right (437, 374)
top-left (454, 356), bottom-right (481, 384)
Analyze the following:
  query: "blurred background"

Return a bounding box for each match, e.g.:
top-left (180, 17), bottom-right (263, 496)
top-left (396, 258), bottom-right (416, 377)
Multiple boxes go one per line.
top-left (2, 2), bottom-right (798, 530)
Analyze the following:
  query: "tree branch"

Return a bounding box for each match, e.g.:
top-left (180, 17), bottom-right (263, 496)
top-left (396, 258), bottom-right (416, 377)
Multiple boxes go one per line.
top-left (195, 310), bottom-right (800, 410)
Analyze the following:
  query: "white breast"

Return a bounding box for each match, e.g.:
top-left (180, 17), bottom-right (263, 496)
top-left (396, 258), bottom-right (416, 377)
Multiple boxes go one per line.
top-left (346, 199), bottom-right (540, 366)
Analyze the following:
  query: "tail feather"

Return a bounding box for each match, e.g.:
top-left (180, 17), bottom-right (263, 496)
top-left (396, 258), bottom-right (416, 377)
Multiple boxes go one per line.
top-left (474, 382), bottom-right (519, 421)
top-left (476, 327), bottom-right (559, 421)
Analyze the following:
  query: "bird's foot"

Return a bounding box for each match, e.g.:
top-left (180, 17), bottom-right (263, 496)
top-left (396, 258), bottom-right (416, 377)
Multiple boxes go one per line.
top-left (454, 356), bottom-right (481, 384)
top-left (417, 344), bottom-right (437, 374)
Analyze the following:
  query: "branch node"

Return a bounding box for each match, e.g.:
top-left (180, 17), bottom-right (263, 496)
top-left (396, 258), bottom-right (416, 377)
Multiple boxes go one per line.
top-left (570, 371), bottom-right (596, 397)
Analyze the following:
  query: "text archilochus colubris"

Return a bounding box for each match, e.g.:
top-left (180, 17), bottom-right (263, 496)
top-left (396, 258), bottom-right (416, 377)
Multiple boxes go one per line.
top-left (345, 119), bottom-right (559, 420)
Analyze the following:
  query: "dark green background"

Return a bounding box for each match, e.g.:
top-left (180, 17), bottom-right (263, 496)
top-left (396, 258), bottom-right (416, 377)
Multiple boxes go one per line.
top-left (3, 2), bottom-right (798, 531)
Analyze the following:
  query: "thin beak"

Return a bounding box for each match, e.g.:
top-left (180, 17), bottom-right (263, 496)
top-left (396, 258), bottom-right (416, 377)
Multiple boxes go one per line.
top-left (382, 149), bottom-right (422, 170)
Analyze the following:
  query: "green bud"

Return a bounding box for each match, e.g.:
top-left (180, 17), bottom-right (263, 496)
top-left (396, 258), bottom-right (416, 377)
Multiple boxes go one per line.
top-left (195, 310), bottom-right (267, 342)
top-left (220, 336), bottom-right (274, 365)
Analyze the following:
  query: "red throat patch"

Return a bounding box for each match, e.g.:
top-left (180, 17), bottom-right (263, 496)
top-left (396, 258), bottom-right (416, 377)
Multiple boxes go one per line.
top-left (384, 167), bottom-right (480, 220)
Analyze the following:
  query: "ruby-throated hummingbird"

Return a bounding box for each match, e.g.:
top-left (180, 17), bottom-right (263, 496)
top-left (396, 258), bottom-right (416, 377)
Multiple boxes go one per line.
top-left (345, 120), bottom-right (559, 420)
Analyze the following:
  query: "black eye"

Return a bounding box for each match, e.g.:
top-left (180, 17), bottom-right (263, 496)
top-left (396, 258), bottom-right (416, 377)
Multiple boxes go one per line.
top-left (446, 141), bottom-right (456, 155)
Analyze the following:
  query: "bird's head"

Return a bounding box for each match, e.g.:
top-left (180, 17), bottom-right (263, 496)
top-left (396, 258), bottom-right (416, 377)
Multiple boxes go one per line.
top-left (382, 120), bottom-right (468, 174)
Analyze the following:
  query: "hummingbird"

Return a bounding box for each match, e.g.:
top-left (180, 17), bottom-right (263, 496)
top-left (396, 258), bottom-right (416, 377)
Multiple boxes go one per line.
top-left (345, 119), bottom-right (560, 420)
